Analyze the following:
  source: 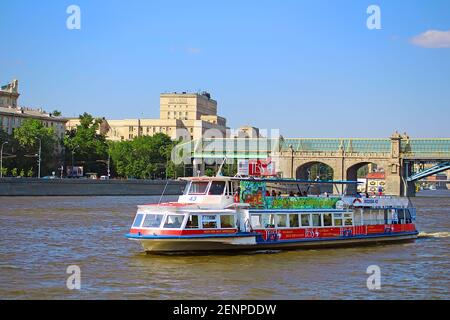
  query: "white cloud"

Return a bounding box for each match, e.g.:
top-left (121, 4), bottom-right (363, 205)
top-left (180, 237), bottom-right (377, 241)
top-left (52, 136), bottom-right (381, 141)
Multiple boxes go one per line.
top-left (410, 30), bottom-right (450, 48)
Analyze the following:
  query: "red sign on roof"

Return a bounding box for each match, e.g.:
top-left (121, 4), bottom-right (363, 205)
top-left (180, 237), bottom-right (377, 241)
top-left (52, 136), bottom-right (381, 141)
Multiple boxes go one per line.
top-left (367, 172), bottom-right (385, 179)
top-left (248, 158), bottom-right (277, 177)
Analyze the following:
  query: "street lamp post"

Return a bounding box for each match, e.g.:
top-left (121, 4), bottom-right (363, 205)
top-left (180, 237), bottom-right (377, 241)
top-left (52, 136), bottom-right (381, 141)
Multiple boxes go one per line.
top-left (107, 152), bottom-right (111, 178)
top-left (1, 141), bottom-right (9, 178)
top-left (36, 138), bottom-right (42, 179)
top-left (71, 145), bottom-right (79, 177)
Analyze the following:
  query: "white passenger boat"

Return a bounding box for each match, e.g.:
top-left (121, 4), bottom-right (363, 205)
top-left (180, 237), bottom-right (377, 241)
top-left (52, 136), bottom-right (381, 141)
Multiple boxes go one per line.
top-left (125, 176), bottom-right (418, 253)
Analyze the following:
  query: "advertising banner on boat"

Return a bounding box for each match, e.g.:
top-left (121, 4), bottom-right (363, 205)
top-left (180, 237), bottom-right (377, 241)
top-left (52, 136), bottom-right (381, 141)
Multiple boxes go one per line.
top-left (240, 180), bottom-right (266, 208)
top-left (249, 158), bottom-right (276, 176)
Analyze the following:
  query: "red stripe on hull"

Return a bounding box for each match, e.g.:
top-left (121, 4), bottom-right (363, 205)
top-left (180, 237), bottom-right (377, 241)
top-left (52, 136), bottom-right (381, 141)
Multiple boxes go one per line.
top-left (253, 224), bottom-right (416, 241)
top-left (129, 228), bottom-right (238, 236)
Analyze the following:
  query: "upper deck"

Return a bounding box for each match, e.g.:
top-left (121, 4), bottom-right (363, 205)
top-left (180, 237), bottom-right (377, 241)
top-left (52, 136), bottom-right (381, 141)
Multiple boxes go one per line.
top-left (172, 176), bottom-right (412, 211)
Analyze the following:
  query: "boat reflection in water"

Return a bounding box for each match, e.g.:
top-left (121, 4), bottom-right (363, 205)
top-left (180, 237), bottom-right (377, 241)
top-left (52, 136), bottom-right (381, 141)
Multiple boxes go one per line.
top-left (125, 176), bottom-right (418, 253)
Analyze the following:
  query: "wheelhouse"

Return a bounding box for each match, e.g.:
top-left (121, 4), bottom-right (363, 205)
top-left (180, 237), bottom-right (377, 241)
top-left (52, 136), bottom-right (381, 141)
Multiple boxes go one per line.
top-left (131, 210), bottom-right (239, 231)
top-left (182, 179), bottom-right (237, 196)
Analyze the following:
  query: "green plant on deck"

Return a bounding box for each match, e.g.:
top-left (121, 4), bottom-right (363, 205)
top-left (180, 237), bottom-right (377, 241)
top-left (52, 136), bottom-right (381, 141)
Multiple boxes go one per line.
top-left (11, 168), bottom-right (18, 177)
top-left (264, 196), bottom-right (339, 209)
top-left (27, 168), bottom-right (34, 178)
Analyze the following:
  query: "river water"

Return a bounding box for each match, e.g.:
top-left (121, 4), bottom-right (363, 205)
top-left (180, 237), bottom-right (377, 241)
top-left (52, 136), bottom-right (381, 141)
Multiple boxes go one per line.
top-left (0, 191), bottom-right (449, 300)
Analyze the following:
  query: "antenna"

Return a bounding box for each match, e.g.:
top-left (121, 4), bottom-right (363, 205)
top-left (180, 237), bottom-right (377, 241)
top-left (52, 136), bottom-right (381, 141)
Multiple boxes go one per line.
top-left (216, 157), bottom-right (227, 177)
top-left (158, 180), bottom-right (170, 206)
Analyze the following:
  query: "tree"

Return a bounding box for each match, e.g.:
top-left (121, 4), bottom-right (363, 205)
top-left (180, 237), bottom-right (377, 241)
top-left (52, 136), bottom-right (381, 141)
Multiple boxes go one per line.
top-left (109, 133), bottom-right (177, 179)
top-left (205, 168), bottom-right (215, 177)
top-left (63, 113), bottom-right (109, 175)
top-left (51, 110), bottom-right (62, 116)
top-left (13, 119), bottom-right (57, 176)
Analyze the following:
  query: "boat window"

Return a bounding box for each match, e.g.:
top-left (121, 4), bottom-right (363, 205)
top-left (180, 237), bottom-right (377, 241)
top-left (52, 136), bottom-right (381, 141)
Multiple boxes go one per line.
top-left (405, 209), bottom-right (412, 223)
top-left (202, 215), bottom-right (218, 229)
top-left (384, 210), bottom-right (389, 224)
top-left (266, 214), bottom-right (276, 228)
top-left (369, 209), bottom-right (384, 224)
top-left (333, 213), bottom-right (343, 226)
top-left (344, 213), bottom-right (353, 226)
top-left (209, 181), bottom-right (226, 195)
top-left (251, 214), bottom-right (263, 228)
top-left (183, 182), bottom-right (191, 195)
top-left (312, 214), bottom-right (321, 227)
top-left (289, 214), bottom-right (299, 228)
top-left (189, 181), bottom-right (209, 195)
top-left (186, 215), bottom-right (199, 229)
top-left (276, 214), bottom-right (288, 228)
top-left (398, 209), bottom-right (407, 223)
top-left (227, 182), bottom-right (234, 195)
top-left (163, 215), bottom-right (183, 228)
top-left (301, 214), bottom-right (311, 227)
top-left (132, 213), bottom-right (144, 228)
top-left (142, 214), bottom-right (164, 228)
top-left (220, 215), bottom-right (235, 228)
top-left (323, 213), bottom-right (332, 227)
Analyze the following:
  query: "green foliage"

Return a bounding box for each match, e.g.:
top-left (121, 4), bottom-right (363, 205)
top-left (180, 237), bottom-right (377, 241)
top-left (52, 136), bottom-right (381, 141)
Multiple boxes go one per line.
top-left (19, 169), bottom-right (25, 177)
top-left (165, 161), bottom-right (184, 179)
top-left (222, 163), bottom-right (237, 177)
top-left (205, 168), bottom-right (215, 177)
top-left (63, 113), bottom-right (109, 174)
top-left (0, 167), bottom-right (8, 177)
top-left (12, 119), bottom-right (58, 175)
top-left (27, 168), bottom-right (34, 178)
top-left (307, 163), bottom-right (333, 180)
top-left (264, 196), bottom-right (339, 209)
top-left (14, 119), bottom-right (55, 149)
top-left (51, 110), bottom-right (62, 116)
top-left (109, 133), bottom-right (177, 179)
top-left (11, 168), bottom-right (18, 177)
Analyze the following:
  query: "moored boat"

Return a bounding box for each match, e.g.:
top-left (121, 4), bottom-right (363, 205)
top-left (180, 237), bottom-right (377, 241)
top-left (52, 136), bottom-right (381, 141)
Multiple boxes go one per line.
top-left (125, 176), bottom-right (418, 253)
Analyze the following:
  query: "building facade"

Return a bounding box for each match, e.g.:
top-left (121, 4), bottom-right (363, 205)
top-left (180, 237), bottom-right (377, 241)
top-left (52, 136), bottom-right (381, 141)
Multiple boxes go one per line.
top-left (67, 91), bottom-right (228, 142)
top-left (231, 126), bottom-right (261, 138)
top-left (0, 80), bottom-right (66, 140)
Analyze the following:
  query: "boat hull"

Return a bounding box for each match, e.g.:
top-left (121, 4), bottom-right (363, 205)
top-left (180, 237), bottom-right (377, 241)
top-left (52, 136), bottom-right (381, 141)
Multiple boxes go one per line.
top-left (128, 231), bottom-right (419, 254)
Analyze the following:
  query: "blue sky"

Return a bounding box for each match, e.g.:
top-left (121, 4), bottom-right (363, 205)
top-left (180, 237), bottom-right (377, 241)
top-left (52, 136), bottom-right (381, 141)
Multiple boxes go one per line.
top-left (1, 0), bottom-right (449, 138)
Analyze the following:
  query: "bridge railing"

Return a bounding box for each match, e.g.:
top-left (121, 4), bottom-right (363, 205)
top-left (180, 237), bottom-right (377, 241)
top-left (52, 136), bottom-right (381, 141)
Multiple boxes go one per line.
top-left (171, 137), bottom-right (450, 162)
top-left (281, 138), bottom-right (391, 153)
top-left (401, 139), bottom-right (450, 158)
